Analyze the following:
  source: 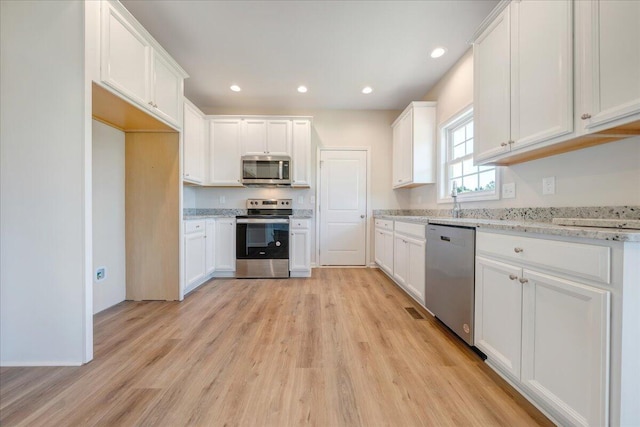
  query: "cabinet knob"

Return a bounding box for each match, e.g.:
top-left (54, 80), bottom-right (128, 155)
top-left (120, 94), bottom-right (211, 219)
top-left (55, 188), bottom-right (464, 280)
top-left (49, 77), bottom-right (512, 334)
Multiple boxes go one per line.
top-left (508, 140), bottom-right (514, 145)
top-left (519, 278), bottom-right (529, 284)
top-left (360, 215), bottom-right (365, 219)
top-left (148, 101), bottom-right (154, 106)
top-left (514, 247), bottom-right (524, 253)
top-left (509, 274), bottom-right (518, 280)
top-left (501, 142), bottom-right (508, 147)
top-left (581, 113), bottom-right (592, 120)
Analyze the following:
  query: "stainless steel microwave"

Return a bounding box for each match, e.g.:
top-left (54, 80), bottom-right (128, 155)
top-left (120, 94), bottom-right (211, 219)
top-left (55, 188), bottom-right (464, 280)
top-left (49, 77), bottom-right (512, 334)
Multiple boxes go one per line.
top-left (241, 155), bottom-right (291, 186)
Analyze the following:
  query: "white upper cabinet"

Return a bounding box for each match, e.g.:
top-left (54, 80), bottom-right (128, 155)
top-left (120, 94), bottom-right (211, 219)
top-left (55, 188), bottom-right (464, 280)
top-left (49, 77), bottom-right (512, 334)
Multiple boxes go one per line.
top-left (207, 115), bottom-right (311, 187)
top-left (183, 100), bottom-right (205, 184)
top-left (100, 1), bottom-right (187, 129)
top-left (473, 0), bottom-right (573, 164)
top-left (577, 0), bottom-right (640, 133)
top-left (391, 102), bottom-right (436, 188)
top-left (101, 1), bottom-right (150, 106)
top-left (242, 119), bottom-right (291, 156)
top-left (291, 119), bottom-right (311, 187)
top-left (209, 119), bottom-right (243, 186)
top-left (151, 51), bottom-right (183, 126)
top-left (474, 5), bottom-right (511, 162)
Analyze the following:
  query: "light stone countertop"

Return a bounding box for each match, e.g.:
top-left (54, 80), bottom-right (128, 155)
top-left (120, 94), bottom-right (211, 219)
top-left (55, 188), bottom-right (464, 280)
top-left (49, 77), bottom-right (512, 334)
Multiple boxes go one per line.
top-left (183, 215), bottom-right (236, 220)
top-left (375, 215), bottom-right (640, 242)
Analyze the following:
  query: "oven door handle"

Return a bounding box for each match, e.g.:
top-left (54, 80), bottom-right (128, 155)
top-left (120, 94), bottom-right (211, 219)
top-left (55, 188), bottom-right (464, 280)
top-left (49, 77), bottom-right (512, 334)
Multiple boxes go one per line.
top-left (236, 218), bottom-right (290, 224)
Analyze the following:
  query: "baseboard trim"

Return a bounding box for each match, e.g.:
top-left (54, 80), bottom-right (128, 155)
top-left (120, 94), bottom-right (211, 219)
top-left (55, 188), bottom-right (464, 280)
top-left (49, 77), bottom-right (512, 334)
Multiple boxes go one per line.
top-left (1, 360), bottom-right (84, 367)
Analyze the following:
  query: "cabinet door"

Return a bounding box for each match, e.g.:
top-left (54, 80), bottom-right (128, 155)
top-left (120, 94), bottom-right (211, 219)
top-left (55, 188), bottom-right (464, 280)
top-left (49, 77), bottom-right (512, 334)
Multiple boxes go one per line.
top-left (382, 230), bottom-right (394, 275)
top-left (405, 237), bottom-right (426, 304)
top-left (209, 119), bottom-right (242, 185)
top-left (473, 5), bottom-right (511, 163)
top-left (151, 51), bottom-right (182, 126)
top-left (266, 120), bottom-right (292, 155)
top-left (205, 220), bottom-right (215, 275)
top-left (290, 229), bottom-right (310, 271)
top-left (243, 119), bottom-right (267, 155)
top-left (581, 0), bottom-right (640, 131)
top-left (474, 256), bottom-right (523, 380)
top-left (510, 0), bottom-right (573, 150)
top-left (393, 236), bottom-right (408, 289)
top-left (291, 120), bottom-right (311, 187)
top-left (101, 2), bottom-right (150, 106)
top-left (392, 120), bottom-right (403, 187)
top-left (215, 219), bottom-right (236, 271)
top-left (374, 229), bottom-right (385, 267)
top-left (185, 232), bottom-right (206, 288)
top-left (183, 103), bottom-right (204, 183)
top-left (521, 270), bottom-right (610, 427)
top-left (399, 112), bottom-right (413, 184)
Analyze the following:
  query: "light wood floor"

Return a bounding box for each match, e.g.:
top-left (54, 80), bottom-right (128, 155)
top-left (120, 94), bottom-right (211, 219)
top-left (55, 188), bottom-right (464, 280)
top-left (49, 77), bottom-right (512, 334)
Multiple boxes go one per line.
top-left (1, 268), bottom-right (552, 426)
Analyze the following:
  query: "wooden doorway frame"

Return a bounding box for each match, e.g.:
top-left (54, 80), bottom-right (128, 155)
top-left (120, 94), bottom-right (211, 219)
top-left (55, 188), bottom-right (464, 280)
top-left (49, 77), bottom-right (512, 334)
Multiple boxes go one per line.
top-left (315, 147), bottom-right (372, 267)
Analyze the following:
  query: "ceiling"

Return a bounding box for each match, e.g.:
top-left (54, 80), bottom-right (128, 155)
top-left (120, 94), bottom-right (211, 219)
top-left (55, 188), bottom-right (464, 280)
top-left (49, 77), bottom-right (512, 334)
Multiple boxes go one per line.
top-left (121, 0), bottom-right (498, 112)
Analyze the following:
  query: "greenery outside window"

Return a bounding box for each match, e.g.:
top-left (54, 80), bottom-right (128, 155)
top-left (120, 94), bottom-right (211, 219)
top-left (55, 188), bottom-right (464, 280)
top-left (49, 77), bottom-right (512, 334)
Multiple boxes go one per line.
top-left (438, 106), bottom-right (499, 202)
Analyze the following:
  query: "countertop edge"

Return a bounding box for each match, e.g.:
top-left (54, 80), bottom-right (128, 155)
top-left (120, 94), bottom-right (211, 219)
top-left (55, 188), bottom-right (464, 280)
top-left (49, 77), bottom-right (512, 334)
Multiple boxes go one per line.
top-left (374, 215), bottom-right (640, 242)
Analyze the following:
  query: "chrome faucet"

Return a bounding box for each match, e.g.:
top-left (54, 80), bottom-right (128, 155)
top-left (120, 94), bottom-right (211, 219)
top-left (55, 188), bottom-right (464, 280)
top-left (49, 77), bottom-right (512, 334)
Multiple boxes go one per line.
top-left (451, 182), bottom-right (461, 218)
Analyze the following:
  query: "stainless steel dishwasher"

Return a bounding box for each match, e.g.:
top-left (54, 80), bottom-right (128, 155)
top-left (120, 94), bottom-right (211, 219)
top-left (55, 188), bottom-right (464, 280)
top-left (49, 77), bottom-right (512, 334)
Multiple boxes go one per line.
top-left (425, 224), bottom-right (476, 345)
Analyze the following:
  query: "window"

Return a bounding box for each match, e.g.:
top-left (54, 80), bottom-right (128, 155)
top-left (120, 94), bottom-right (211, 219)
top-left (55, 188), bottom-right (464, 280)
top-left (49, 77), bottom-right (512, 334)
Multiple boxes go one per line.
top-left (438, 107), bottom-right (498, 202)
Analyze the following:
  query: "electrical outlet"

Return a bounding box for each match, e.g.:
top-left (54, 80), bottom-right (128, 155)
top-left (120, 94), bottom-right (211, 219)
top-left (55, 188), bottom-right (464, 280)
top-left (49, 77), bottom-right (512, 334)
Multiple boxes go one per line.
top-left (310, 196), bottom-right (315, 204)
top-left (502, 183), bottom-right (516, 199)
top-left (219, 195), bottom-right (226, 205)
top-left (297, 196), bottom-right (304, 205)
top-left (95, 267), bottom-right (106, 282)
top-left (542, 176), bottom-right (556, 195)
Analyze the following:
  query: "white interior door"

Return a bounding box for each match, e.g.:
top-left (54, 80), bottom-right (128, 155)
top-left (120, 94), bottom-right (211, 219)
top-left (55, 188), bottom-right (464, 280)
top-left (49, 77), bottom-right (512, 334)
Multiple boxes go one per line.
top-left (319, 150), bottom-right (367, 266)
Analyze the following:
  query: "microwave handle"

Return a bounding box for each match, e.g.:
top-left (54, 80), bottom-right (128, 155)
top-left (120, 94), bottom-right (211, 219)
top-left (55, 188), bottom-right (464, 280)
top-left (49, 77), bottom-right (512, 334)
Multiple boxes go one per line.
top-left (279, 161), bottom-right (283, 180)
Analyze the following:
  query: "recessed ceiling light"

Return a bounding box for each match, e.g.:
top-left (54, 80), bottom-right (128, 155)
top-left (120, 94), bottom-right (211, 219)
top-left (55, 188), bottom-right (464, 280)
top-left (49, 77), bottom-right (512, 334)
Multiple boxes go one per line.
top-left (362, 86), bottom-right (373, 94)
top-left (297, 86), bottom-right (308, 93)
top-left (430, 47), bottom-right (447, 58)
top-left (230, 85), bottom-right (241, 92)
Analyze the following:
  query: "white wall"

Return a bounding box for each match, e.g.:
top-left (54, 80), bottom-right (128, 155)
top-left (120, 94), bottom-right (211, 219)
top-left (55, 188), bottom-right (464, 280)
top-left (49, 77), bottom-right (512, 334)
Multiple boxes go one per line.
top-left (92, 121), bottom-right (126, 313)
top-left (408, 49), bottom-right (640, 209)
top-left (1, 1), bottom-right (90, 365)
top-left (192, 108), bottom-right (405, 264)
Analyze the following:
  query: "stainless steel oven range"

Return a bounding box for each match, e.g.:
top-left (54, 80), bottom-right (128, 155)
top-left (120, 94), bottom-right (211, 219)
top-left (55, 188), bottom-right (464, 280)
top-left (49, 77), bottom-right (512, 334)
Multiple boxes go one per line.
top-left (236, 199), bottom-right (292, 278)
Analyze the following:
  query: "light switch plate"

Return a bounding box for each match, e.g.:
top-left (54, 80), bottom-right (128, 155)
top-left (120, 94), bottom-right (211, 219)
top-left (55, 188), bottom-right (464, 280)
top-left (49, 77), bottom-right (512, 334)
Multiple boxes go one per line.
top-left (542, 176), bottom-right (556, 195)
top-left (502, 183), bottom-right (516, 199)
top-left (219, 195), bottom-right (226, 204)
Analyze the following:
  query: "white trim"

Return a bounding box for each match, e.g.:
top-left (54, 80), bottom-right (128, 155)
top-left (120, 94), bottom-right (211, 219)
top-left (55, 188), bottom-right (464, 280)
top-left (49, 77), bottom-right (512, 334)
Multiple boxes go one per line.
top-left (437, 105), bottom-right (500, 204)
top-left (1, 361), bottom-right (84, 367)
top-left (316, 147), bottom-right (371, 267)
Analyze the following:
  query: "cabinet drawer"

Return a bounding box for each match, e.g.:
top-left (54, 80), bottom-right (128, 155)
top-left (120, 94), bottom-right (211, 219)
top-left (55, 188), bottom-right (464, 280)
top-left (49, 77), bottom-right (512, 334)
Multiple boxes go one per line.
top-left (375, 219), bottom-right (394, 231)
top-left (290, 219), bottom-right (310, 229)
top-left (477, 231), bottom-right (610, 284)
top-left (394, 221), bottom-right (427, 239)
top-left (184, 220), bottom-right (205, 234)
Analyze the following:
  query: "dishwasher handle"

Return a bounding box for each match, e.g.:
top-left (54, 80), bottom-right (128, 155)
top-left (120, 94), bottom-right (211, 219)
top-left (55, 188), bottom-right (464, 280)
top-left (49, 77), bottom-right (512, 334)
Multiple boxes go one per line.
top-left (440, 235), bottom-right (451, 242)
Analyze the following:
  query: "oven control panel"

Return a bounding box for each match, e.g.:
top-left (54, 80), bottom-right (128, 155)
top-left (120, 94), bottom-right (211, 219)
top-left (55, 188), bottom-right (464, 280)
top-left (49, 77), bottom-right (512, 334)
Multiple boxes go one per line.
top-left (246, 199), bottom-right (292, 209)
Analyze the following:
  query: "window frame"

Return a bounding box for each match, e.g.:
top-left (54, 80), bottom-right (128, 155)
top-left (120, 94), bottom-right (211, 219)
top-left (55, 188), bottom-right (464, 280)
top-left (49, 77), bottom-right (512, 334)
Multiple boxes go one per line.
top-left (437, 105), bottom-right (500, 203)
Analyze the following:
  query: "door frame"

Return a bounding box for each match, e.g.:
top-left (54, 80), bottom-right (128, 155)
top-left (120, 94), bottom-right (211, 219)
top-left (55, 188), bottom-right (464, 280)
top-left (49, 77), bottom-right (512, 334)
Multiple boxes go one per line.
top-left (315, 147), bottom-right (372, 267)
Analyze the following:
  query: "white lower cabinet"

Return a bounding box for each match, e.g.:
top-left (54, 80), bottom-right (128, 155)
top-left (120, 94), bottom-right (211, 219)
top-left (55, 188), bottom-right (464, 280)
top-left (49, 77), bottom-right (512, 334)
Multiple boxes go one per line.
top-left (375, 219), bottom-right (427, 308)
top-left (475, 256), bottom-right (523, 379)
top-left (184, 218), bottom-right (235, 293)
top-left (205, 220), bottom-right (215, 275)
top-left (184, 221), bottom-right (206, 292)
top-left (475, 230), bottom-right (611, 427)
top-left (289, 219), bottom-right (311, 277)
top-left (392, 221), bottom-right (427, 305)
top-left (213, 218), bottom-right (236, 275)
top-left (374, 226), bottom-right (394, 275)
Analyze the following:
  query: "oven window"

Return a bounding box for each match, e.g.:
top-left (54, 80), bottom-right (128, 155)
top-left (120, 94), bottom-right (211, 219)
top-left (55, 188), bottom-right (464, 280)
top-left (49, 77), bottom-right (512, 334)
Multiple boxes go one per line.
top-left (237, 223), bottom-right (289, 259)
